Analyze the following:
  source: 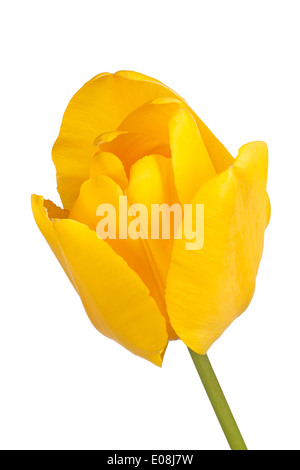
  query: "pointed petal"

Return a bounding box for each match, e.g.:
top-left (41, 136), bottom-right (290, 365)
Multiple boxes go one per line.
top-left (31, 195), bottom-right (168, 365)
top-left (166, 142), bottom-right (269, 354)
top-left (53, 219), bottom-right (168, 365)
top-left (128, 154), bottom-right (178, 208)
top-left (169, 108), bottom-right (216, 203)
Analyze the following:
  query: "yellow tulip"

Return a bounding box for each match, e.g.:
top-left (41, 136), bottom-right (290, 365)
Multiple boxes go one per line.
top-left (32, 70), bottom-right (270, 368)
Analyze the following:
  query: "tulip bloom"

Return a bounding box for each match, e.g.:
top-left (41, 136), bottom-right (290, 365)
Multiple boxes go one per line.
top-left (32, 71), bottom-right (270, 450)
top-left (32, 71), bottom-right (270, 368)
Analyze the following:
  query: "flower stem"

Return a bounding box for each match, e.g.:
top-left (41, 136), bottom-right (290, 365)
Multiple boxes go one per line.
top-left (188, 348), bottom-right (247, 450)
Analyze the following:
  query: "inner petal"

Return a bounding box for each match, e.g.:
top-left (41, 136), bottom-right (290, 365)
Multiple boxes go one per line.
top-left (127, 154), bottom-right (179, 291)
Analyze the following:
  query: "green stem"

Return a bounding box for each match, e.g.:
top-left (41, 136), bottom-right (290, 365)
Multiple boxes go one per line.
top-left (188, 348), bottom-right (247, 451)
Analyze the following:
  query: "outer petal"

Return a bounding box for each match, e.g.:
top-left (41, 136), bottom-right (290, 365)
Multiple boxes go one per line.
top-left (31, 195), bottom-right (168, 366)
top-left (166, 142), bottom-right (269, 354)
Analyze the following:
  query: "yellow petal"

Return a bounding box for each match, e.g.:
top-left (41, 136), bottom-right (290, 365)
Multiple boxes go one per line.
top-left (52, 73), bottom-right (177, 210)
top-left (192, 115), bottom-right (234, 173)
top-left (169, 108), bottom-right (216, 203)
top-left (128, 154), bottom-right (178, 208)
top-left (166, 142), bottom-right (269, 354)
top-left (31, 195), bottom-right (168, 365)
top-left (127, 154), bottom-right (179, 339)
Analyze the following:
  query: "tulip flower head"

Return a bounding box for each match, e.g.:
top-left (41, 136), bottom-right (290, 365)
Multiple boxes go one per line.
top-left (32, 71), bottom-right (270, 367)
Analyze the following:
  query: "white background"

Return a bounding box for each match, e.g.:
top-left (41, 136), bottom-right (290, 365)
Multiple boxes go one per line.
top-left (1, 0), bottom-right (299, 450)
